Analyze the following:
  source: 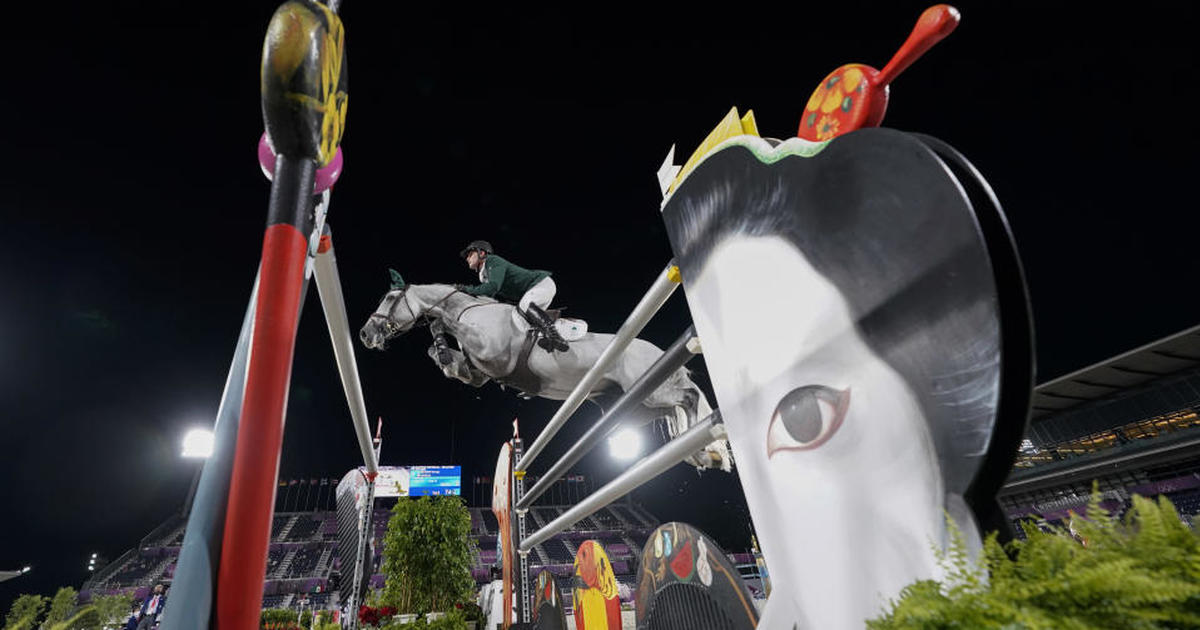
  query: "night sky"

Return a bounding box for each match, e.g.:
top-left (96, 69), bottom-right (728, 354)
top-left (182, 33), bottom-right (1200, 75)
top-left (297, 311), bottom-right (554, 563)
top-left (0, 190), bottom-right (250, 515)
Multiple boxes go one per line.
top-left (2, 0), bottom-right (1198, 612)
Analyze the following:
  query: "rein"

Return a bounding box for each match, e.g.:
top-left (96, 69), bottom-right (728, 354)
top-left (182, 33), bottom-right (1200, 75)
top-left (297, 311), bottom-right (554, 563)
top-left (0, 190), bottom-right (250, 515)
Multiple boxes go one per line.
top-left (371, 286), bottom-right (474, 333)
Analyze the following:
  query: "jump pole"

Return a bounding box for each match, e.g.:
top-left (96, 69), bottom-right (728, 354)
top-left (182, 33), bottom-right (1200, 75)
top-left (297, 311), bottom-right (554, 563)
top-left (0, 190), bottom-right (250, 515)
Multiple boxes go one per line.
top-left (518, 411), bottom-right (725, 553)
top-left (215, 1), bottom-right (347, 625)
top-left (313, 229), bottom-right (381, 629)
top-left (517, 325), bottom-right (701, 510)
top-left (312, 227), bottom-right (381, 474)
top-left (216, 154), bottom-right (315, 628)
top-left (158, 274), bottom-right (259, 629)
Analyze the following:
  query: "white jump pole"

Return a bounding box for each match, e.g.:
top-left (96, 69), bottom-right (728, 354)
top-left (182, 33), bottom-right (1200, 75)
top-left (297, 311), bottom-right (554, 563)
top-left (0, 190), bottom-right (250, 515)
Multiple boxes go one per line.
top-left (518, 411), bottom-right (725, 553)
top-left (516, 261), bottom-right (681, 473)
top-left (312, 225), bottom-right (380, 475)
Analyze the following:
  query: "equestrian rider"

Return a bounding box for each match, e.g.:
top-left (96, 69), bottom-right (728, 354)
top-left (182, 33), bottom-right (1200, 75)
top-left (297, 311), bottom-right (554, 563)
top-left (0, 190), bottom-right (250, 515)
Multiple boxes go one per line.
top-left (458, 240), bottom-right (569, 352)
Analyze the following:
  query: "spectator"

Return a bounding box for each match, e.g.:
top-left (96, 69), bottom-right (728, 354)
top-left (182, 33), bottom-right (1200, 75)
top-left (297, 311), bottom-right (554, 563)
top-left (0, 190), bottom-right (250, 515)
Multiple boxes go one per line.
top-left (134, 584), bottom-right (168, 629)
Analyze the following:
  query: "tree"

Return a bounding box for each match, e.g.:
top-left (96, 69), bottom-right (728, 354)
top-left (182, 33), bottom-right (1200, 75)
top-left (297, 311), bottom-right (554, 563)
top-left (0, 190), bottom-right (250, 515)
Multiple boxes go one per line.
top-left (3, 594), bottom-right (46, 630)
top-left (44, 606), bottom-right (98, 630)
top-left (42, 587), bottom-right (77, 626)
top-left (380, 496), bottom-right (475, 614)
top-left (88, 594), bottom-right (133, 629)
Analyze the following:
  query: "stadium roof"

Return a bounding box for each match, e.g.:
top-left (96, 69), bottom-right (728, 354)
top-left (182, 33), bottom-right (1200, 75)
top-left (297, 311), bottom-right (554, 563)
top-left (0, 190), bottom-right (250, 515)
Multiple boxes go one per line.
top-left (1032, 323), bottom-right (1200, 420)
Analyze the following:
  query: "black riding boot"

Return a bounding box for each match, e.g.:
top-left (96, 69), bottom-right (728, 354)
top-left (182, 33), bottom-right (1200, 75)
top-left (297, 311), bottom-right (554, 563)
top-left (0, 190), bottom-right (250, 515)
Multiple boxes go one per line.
top-left (524, 305), bottom-right (570, 352)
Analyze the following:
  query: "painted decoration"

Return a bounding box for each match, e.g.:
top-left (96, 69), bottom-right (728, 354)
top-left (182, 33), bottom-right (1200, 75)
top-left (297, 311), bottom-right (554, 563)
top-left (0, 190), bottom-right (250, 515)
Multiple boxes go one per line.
top-left (261, 0), bottom-right (348, 167)
top-left (797, 4), bottom-right (959, 141)
top-left (660, 128), bottom-right (1031, 628)
top-left (634, 523), bottom-right (758, 630)
top-left (533, 570), bottom-right (569, 630)
top-left (491, 442), bottom-right (514, 630)
top-left (667, 106), bottom-right (759, 195)
top-left (571, 540), bottom-right (622, 630)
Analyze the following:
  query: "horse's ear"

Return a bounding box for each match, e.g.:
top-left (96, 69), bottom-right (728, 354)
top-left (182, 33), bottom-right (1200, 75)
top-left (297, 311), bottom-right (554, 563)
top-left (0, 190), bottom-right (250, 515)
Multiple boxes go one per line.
top-left (388, 269), bottom-right (406, 290)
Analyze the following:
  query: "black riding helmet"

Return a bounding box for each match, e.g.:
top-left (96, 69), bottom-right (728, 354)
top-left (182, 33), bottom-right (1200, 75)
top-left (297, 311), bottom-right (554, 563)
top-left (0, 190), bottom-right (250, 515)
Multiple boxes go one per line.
top-left (459, 240), bottom-right (494, 258)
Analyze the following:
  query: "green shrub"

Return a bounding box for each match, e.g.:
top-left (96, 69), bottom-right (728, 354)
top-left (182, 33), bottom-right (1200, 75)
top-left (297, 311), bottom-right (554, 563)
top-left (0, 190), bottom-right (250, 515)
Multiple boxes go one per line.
top-left (90, 593), bottom-right (133, 628)
top-left (43, 587), bottom-right (78, 626)
top-left (3, 594), bottom-right (47, 630)
top-left (261, 607), bottom-right (303, 628)
top-left (380, 496), bottom-right (476, 614)
top-left (458, 601), bottom-right (483, 623)
top-left (45, 605), bottom-right (98, 630)
top-left (869, 489), bottom-right (1200, 629)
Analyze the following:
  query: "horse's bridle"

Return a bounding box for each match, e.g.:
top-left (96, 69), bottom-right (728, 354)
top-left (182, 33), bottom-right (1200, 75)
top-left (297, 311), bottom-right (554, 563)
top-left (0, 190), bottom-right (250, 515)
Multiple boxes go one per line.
top-left (368, 289), bottom-right (419, 337)
top-left (367, 287), bottom-right (463, 338)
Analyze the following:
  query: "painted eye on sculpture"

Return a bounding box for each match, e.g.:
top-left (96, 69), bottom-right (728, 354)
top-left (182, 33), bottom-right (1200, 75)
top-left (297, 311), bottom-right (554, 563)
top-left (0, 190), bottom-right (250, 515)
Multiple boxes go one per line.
top-left (766, 385), bottom-right (850, 457)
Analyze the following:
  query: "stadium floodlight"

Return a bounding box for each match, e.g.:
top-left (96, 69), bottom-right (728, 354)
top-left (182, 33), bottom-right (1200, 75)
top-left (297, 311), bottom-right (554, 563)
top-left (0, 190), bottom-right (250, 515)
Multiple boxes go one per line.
top-left (607, 428), bottom-right (644, 461)
top-left (181, 428), bottom-right (215, 458)
top-left (1, 567), bottom-right (31, 583)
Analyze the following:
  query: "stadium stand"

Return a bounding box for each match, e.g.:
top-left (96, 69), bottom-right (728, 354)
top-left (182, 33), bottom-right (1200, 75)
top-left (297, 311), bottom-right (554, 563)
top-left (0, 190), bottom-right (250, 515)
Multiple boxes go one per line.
top-left (480, 509), bottom-right (499, 535)
top-left (591, 507), bottom-right (622, 530)
top-left (81, 465), bottom-right (786, 616)
top-left (541, 541), bottom-right (574, 565)
top-left (265, 549), bottom-right (288, 579)
top-left (285, 515), bottom-right (322, 542)
top-left (270, 515), bottom-right (292, 540)
top-left (286, 547), bottom-right (323, 578)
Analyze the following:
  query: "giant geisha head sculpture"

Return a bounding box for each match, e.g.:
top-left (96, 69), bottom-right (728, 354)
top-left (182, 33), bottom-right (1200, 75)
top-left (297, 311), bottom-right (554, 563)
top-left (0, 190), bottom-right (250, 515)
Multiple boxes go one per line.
top-left (659, 115), bottom-right (1032, 628)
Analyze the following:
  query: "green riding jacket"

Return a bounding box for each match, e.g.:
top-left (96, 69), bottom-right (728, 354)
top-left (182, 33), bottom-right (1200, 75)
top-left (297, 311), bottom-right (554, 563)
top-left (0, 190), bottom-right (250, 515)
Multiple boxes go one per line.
top-left (461, 254), bottom-right (551, 301)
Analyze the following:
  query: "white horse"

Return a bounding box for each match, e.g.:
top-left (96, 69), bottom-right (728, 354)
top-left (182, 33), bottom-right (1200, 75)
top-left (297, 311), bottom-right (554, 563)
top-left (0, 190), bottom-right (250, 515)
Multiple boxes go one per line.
top-left (359, 278), bottom-right (729, 470)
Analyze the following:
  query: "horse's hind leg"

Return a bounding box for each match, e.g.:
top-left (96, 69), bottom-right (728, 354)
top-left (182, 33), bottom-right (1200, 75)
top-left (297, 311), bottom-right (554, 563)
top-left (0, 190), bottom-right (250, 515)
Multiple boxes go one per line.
top-left (643, 369), bottom-right (732, 472)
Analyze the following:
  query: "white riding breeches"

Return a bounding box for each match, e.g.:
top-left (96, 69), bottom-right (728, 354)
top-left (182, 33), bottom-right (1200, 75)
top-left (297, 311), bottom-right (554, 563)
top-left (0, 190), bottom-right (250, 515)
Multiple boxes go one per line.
top-left (513, 276), bottom-right (556, 328)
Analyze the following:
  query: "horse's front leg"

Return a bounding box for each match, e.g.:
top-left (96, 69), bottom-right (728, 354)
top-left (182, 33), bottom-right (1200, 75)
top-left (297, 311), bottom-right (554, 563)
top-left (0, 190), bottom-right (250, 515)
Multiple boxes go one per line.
top-left (430, 319), bottom-right (453, 366)
top-left (426, 344), bottom-right (490, 388)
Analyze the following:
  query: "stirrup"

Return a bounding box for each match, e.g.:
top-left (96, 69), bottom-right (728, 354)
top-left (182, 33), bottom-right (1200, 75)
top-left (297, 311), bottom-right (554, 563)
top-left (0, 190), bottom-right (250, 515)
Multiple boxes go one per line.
top-left (526, 306), bottom-right (568, 352)
top-left (537, 328), bottom-right (569, 352)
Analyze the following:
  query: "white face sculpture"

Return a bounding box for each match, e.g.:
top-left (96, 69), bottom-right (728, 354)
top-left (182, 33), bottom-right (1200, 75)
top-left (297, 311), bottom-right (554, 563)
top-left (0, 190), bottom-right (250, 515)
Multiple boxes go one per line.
top-left (689, 235), bottom-right (947, 629)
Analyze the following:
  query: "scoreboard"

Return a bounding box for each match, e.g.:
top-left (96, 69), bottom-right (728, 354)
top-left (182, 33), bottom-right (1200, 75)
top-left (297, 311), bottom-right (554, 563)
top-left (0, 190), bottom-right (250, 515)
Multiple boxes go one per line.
top-left (348, 465), bottom-right (462, 498)
top-left (408, 465), bottom-right (461, 496)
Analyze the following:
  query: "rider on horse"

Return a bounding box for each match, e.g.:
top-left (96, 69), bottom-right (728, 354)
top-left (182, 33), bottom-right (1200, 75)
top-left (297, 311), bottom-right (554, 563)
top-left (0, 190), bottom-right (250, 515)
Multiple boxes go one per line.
top-left (458, 240), bottom-right (570, 352)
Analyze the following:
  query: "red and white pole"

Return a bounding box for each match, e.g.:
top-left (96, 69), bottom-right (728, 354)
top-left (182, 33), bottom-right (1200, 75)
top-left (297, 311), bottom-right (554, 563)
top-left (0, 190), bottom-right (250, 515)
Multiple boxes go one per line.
top-left (215, 0), bottom-right (347, 625)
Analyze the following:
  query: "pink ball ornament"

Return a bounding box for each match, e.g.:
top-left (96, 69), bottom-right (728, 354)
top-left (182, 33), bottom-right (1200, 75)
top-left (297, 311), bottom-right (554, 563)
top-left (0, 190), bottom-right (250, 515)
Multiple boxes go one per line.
top-left (257, 132), bottom-right (343, 194)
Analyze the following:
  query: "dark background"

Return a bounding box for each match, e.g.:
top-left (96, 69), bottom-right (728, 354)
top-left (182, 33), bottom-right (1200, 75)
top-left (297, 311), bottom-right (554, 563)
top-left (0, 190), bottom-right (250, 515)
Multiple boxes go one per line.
top-left (1, 0), bottom-right (1197, 611)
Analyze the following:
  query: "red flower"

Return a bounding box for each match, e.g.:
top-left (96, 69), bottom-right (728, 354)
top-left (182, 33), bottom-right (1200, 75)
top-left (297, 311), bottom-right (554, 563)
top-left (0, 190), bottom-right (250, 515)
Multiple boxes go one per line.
top-left (358, 605), bottom-right (382, 626)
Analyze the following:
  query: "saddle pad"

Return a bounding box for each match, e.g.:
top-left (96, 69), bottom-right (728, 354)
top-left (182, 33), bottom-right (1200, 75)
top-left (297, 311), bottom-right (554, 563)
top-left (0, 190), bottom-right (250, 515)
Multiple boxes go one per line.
top-left (555, 318), bottom-right (588, 341)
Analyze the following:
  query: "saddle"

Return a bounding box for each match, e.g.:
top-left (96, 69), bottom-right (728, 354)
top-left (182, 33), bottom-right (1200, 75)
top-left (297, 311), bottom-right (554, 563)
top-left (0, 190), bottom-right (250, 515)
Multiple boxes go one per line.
top-left (495, 310), bottom-right (562, 398)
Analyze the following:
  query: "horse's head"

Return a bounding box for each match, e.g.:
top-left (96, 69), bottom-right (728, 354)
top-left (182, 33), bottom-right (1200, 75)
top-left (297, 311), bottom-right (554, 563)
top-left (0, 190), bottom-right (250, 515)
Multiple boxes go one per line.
top-left (360, 270), bottom-right (421, 350)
